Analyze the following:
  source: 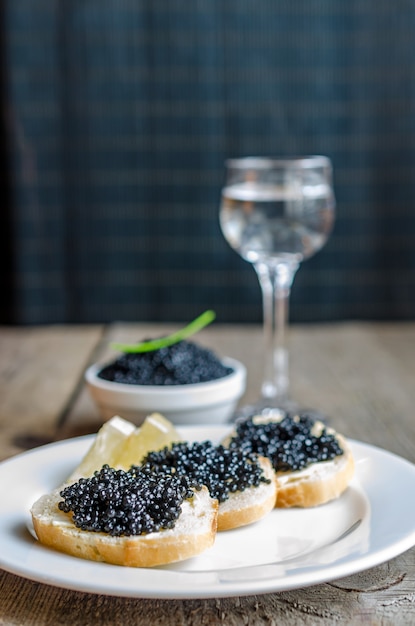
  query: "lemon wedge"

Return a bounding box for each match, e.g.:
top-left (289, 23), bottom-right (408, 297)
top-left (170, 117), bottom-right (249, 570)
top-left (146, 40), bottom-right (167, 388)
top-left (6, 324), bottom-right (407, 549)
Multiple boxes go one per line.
top-left (67, 415), bottom-right (136, 482)
top-left (115, 413), bottom-right (181, 470)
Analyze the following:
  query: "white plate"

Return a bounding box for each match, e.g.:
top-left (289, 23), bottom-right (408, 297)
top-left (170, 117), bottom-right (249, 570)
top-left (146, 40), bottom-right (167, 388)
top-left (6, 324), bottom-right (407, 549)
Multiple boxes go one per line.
top-left (1, 425), bottom-right (415, 599)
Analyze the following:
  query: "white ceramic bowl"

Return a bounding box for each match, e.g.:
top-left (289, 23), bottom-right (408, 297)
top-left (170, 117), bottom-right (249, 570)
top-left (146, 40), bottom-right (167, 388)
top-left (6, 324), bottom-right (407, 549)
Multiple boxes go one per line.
top-left (85, 357), bottom-right (246, 426)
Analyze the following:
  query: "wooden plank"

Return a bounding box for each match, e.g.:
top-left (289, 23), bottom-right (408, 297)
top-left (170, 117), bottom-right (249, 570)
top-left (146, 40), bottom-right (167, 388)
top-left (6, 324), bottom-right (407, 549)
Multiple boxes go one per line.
top-left (0, 325), bottom-right (103, 461)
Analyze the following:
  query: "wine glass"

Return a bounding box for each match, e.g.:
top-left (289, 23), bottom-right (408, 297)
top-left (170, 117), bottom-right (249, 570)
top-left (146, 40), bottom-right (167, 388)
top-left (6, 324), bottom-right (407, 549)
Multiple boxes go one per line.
top-left (219, 156), bottom-right (335, 416)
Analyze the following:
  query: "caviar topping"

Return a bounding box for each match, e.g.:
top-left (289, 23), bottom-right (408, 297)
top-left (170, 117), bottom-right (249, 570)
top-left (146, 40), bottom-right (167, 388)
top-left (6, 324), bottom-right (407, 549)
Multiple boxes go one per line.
top-left (141, 440), bottom-right (271, 503)
top-left (98, 340), bottom-right (233, 386)
top-left (227, 413), bottom-right (344, 473)
top-left (58, 465), bottom-right (194, 536)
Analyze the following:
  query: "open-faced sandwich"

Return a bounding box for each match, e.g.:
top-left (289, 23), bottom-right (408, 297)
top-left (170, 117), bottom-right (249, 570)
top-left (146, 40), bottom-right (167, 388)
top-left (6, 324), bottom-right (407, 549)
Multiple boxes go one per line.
top-left (31, 465), bottom-right (218, 568)
top-left (223, 411), bottom-right (355, 508)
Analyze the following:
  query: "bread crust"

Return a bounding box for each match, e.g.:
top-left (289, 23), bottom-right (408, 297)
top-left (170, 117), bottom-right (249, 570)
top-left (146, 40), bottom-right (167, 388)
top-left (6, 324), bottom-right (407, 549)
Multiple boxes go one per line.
top-left (31, 486), bottom-right (218, 568)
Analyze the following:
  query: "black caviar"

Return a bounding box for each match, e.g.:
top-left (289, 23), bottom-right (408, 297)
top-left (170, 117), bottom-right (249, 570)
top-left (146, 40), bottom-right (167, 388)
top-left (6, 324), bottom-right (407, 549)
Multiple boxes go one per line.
top-left (141, 440), bottom-right (270, 503)
top-left (98, 340), bottom-right (233, 386)
top-left (58, 465), bottom-right (195, 536)
top-left (227, 413), bottom-right (344, 473)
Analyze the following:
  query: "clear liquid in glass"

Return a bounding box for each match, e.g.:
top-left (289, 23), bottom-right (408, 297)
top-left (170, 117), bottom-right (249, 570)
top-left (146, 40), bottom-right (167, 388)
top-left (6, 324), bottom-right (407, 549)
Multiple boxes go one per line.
top-left (220, 181), bottom-right (334, 265)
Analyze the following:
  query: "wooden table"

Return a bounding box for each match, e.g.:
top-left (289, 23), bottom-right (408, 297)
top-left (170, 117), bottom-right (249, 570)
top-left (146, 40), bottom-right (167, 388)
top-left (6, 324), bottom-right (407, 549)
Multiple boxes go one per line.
top-left (1, 321), bottom-right (415, 625)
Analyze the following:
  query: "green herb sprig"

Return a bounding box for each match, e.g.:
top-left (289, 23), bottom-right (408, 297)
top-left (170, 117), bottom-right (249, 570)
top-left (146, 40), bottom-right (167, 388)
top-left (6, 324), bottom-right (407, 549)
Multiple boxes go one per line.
top-left (111, 310), bottom-right (216, 354)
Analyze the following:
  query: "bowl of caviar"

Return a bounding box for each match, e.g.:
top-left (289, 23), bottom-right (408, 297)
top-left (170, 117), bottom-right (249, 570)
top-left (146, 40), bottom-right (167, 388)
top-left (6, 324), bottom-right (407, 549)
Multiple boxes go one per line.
top-left (85, 313), bottom-right (246, 425)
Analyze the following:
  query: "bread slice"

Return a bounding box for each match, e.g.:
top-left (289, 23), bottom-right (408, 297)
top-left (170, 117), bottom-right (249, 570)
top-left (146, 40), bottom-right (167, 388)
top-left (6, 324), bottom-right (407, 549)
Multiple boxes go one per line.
top-left (31, 485), bottom-right (218, 568)
top-left (217, 456), bottom-right (277, 530)
top-left (223, 414), bottom-right (354, 508)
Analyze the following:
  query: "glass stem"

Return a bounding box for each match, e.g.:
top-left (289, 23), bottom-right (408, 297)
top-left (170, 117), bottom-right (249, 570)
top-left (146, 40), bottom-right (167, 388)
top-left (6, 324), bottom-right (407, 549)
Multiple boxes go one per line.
top-left (254, 259), bottom-right (299, 406)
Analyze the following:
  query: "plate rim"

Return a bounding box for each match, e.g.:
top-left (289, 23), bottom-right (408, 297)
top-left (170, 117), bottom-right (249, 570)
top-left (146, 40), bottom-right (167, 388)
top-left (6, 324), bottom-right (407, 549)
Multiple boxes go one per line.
top-left (1, 426), bottom-right (415, 599)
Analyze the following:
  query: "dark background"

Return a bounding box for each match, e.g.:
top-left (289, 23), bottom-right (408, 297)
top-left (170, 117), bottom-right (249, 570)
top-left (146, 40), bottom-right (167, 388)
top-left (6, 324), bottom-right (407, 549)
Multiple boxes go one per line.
top-left (1, 1), bottom-right (415, 325)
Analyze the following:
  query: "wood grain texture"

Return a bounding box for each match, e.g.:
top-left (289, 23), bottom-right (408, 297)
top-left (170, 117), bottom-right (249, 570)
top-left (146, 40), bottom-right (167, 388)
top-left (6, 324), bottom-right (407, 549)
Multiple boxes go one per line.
top-left (0, 325), bottom-right (103, 460)
top-left (1, 321), bottom-right (415, 625)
